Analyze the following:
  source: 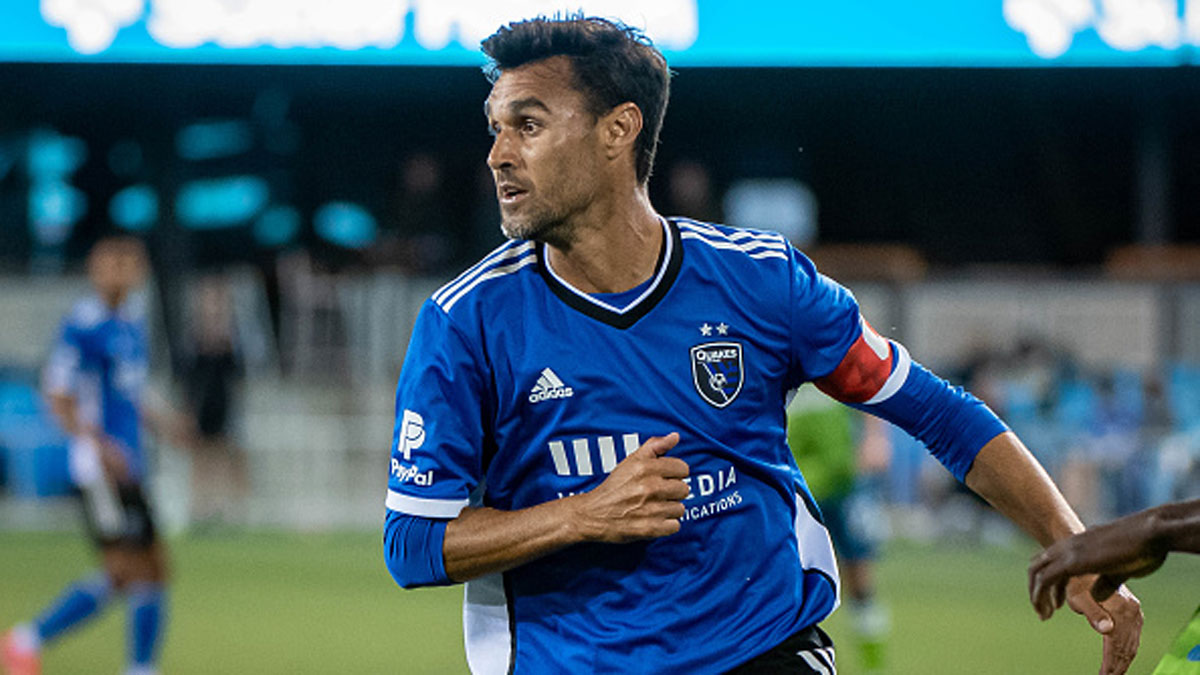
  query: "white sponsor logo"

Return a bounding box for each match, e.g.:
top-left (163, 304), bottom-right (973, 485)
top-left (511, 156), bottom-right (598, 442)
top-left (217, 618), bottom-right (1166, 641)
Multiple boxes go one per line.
top-left (390, 458), bottom-right (434, 486)
top-left (681, 465), bottom-right (737, 500)
top-left (529, 368), bottom-right (574, 404)
top-left (398, 409), bottom-right (424, 461)
top-left (41, 0), bottom-right (144, 55)
top-left (680, 464), bottom-right (740, 522)
top-left (1004, 0), bottom-right (1200, 59)
top-left (681, 490), bottom-right (742, 523)
top-left (548, 433), bottom-right (640, 479)
top-left (42, 0), bottom-right (699, 56)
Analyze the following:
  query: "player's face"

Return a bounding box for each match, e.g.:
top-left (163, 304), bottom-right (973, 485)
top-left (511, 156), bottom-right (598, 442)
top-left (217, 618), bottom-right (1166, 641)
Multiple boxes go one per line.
top-left (485, 56), bottom-right (604, 245)
top-left (88, 239), bottom-right (147, 306)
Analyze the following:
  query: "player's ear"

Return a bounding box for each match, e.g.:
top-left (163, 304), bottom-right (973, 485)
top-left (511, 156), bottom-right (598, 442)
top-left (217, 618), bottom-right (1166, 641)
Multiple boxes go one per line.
top-left (602, 102), bottom-right (642, 160)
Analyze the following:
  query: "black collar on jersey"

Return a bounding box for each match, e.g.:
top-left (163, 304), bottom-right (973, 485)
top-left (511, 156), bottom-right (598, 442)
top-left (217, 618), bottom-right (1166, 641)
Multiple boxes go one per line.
top-left (536, 217), bottom-right (683, 330)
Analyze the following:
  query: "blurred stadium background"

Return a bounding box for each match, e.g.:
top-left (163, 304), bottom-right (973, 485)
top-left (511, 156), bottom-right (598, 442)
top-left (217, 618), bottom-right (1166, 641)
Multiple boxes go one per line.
top-left (2, 1), bottom-right (1199, 673)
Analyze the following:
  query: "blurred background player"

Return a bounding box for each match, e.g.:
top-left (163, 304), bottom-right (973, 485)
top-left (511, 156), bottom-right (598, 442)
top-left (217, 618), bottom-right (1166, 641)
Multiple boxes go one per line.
top-left (1029, 499), bottom-right (1200, 674)
top-left (182, 273), bottom-right (246, 528)
top-left (2, 236), bottom-right (168, 675)
top-left (788, 385), bottom-right (892, 673)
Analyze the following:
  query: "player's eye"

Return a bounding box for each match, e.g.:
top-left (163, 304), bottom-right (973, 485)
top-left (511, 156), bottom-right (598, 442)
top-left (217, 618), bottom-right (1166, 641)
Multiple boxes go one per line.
top-left (486, 122), bottom-right (500, 137)
top-left (520, 118), bottom-right (540, 134)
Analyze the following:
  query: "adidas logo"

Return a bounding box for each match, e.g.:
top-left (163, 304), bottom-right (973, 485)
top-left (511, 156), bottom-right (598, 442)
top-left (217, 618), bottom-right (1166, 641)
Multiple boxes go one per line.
top-left (529, 368), bottom-right (574, 404)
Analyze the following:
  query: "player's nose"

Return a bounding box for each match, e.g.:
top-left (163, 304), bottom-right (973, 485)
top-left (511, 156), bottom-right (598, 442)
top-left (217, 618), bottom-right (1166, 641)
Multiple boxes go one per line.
top-left (487, 131), bottom-right (518, 171)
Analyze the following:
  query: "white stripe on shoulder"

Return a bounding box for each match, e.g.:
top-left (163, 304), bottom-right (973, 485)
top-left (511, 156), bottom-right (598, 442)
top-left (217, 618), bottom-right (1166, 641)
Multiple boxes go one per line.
top-left (385, 490), bottom-right (469, 518)
top-left (432, 241), bottom-right (534, 306)
top-left (727, 229), bottom-right (786, 243)
top-left (677, 220), bottom-right (789, 257)
top-left (679, 219), bottom-right (784, 245)
top-left (680, 231), bottom-right (789, 260)
top-left (439, 252), bottom-right (537, 312)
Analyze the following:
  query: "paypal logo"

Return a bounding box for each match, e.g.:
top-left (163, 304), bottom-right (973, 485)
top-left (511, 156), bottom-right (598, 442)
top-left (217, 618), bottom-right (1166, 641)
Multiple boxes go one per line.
top-left (390, 458), bottom-right (434, 486)
top-left (397, 409), bottom-right (425, 461)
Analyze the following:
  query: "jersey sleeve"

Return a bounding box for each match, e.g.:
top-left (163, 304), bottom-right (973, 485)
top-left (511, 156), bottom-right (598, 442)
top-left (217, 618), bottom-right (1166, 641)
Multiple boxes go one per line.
top-left (384, 300), bottom-right (488, 519)
top-left (785, 245), bottom-right (864, 386)
top-left (786, 245), bottom-right (1007, 481)
top-left (383, 510), bottom-right (451, 588)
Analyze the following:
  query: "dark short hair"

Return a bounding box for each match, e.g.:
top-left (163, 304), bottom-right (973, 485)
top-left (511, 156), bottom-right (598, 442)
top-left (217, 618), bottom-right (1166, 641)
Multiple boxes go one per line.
top-left (481, 15), bottom-right (670, 185)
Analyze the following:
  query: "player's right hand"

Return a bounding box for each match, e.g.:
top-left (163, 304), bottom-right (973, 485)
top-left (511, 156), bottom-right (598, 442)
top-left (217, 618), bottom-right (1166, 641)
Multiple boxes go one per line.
top-left (573, 432), bottom-right (689, 543)
top-left (1063, 578), bottom-right (1142, 675)
top-left (1029, 512), bottom-right (1167, 619)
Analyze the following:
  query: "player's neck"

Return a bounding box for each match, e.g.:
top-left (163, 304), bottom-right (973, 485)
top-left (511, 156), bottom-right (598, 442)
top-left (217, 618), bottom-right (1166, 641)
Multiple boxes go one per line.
top-left (544, 189), bottom-right (662, 294)
top-left (97, 289), bottom-right (127, 311)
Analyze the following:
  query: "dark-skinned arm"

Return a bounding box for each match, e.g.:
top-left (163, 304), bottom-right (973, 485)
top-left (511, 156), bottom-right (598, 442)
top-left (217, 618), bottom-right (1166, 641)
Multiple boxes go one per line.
top-left (1029, 498), bottom-right (1200, 619)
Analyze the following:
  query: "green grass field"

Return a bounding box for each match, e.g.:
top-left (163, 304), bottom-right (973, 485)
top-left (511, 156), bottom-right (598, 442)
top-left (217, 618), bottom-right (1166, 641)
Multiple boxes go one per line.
top-left (1, 531), bottom-right (1196, 674)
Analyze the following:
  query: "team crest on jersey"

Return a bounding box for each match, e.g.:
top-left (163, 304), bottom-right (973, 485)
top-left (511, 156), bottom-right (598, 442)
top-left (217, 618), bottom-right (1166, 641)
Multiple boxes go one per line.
top-left (690, 341), bottom-right (743, 408)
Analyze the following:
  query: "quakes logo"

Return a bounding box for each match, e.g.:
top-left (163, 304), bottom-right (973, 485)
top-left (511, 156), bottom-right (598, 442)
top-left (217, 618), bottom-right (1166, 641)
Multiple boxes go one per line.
top-left (690, 341), bottom-right (743, 408)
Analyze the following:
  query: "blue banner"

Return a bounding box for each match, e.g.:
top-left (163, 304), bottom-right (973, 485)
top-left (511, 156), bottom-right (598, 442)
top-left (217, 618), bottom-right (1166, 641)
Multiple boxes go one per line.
top-left (1, 1), bottom-right (1197, 66)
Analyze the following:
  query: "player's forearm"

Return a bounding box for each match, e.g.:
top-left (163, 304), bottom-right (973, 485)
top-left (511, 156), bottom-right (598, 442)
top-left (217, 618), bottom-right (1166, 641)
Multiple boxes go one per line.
top-left (442, 497), bottom-right (589, 582)
top-left (1153, 498), bottom-right (1200, 554)
top-left (964, 431), bottom-right (1084, 546)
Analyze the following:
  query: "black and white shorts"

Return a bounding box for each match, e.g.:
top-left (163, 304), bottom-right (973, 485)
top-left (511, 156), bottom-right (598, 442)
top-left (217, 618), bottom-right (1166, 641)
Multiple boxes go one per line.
top-left (726, 624), bottom-right (837, 674)
top-left (77, 481), bottom-right (158, 550)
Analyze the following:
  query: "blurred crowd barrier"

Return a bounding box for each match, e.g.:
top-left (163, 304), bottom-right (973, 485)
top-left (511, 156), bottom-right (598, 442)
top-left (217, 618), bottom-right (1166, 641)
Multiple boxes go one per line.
top-left (0, 267), bottom-right (1197, 534)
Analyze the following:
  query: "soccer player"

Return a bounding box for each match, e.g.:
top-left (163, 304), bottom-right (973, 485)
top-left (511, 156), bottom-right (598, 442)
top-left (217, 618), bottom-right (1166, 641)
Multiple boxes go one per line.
top-left (1030, 499), bottom-right (1200, 674)
top-left (2, 236), bottom-right (168, 675)
top-left (382, 16), bottom-right (1142, 674)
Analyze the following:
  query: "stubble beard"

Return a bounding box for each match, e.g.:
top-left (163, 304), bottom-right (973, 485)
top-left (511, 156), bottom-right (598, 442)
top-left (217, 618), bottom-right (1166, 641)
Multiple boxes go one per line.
top-left (499, 199), bottom-right (577, 249)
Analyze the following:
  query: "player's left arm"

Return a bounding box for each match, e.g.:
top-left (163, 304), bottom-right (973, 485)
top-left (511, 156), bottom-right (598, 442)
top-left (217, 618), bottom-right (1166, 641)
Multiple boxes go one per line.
top-left (785, 248), bottom-right (1141, 675)
top-left (816, 328), bottom-right (1143, 675)
top-left (963, 432), bottom-right (1142, 675)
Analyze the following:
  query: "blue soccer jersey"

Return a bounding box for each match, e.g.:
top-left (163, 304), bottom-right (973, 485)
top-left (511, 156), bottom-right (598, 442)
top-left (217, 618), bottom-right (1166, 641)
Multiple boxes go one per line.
top-left (385, 217), bottom-right (1002, 673)
top-left (43, 294), bottom-right (149, 484)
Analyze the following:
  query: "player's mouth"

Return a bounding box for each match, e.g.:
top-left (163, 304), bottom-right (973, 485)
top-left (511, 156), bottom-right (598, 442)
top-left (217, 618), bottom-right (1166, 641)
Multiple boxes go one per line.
top-left (497, 183), bottom-right (529, 206)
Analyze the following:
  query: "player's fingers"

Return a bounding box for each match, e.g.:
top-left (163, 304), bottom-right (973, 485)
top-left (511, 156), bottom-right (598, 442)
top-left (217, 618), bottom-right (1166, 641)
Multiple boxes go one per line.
top-left (639, 513), bottom-right (682, 539)
top-left (656, 457), bottom-right (690, 480)
top-left (656, 518), bottom-right (682, 537)
top-left (1028, 568), bottom-right (1047, 617)
top-left (656, 477), bottom-right (690, 502)
top-left (1053, 579), bottom-right (1068, 611)
top-left (1068, 577), bottom-right (1115, 635)
top-left (1039, 579), bottom-right (1068, 620)
top-left (634, 432), bottom-right (680, 459)
top-left (1097, 587), bottom-right (1141, 675)
top-left (1029, 567), bottom-right (1058, 620)
top-left (1099, 625), bottom-right (1139, 675)
top-left (657, 501), bottom-right (685, 520)
top-left (1028, 555), bottom-right (1052, 611)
